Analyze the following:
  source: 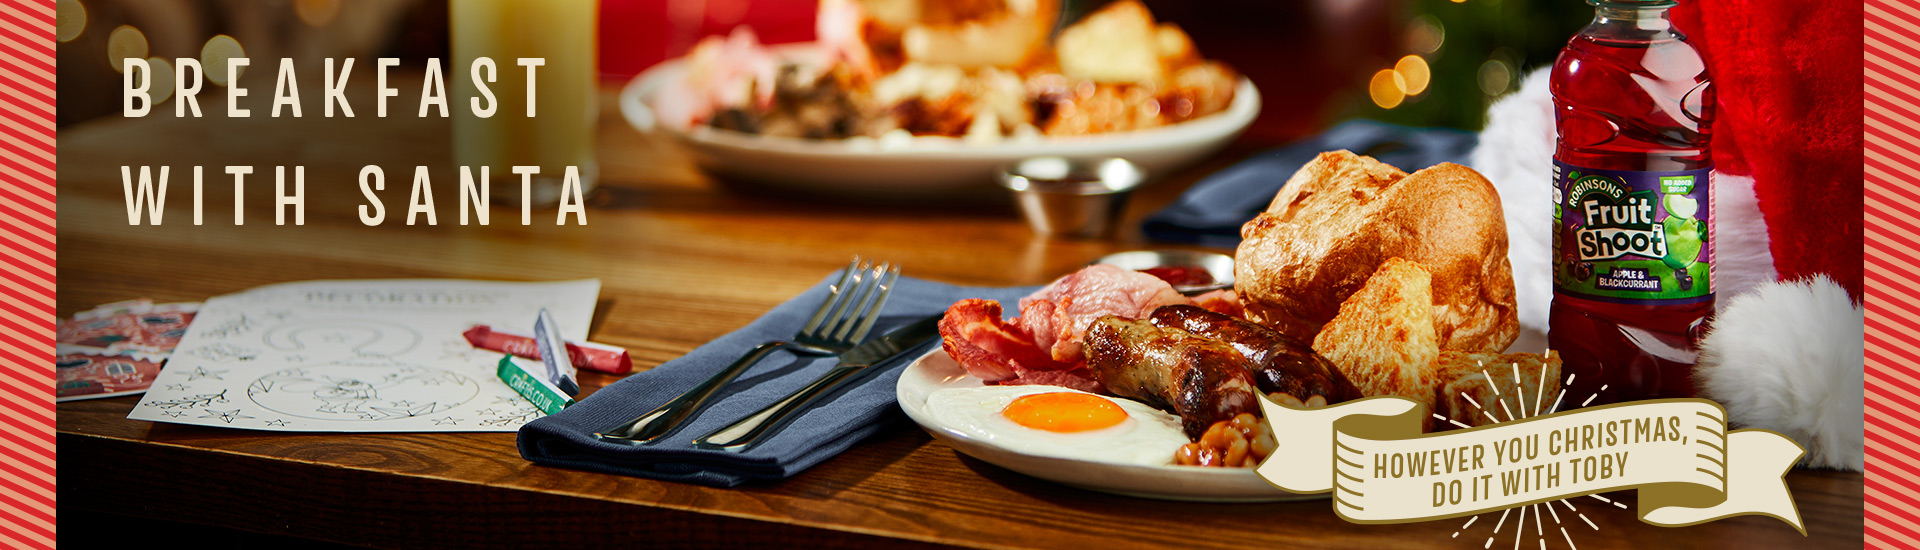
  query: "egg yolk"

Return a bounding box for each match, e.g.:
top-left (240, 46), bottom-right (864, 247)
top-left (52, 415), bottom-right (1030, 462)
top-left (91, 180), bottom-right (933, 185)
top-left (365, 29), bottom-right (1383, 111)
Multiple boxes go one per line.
top-left (1001, 392), bottom-right (1129, 432)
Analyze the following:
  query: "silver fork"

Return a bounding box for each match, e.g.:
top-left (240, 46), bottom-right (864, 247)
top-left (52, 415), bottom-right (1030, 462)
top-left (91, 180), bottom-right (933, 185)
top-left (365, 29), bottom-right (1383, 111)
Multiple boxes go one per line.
top-left (594, 258), bottom-right (901, 444)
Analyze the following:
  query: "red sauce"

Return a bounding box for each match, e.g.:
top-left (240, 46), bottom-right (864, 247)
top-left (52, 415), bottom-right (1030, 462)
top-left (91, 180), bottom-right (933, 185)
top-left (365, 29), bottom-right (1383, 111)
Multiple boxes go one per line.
top-left (1139, 266), bottom-right (1214, 287)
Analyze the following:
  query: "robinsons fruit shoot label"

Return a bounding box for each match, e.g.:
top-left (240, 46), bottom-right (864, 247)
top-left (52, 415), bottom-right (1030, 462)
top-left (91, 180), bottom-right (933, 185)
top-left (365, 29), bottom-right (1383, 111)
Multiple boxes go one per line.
top-left (1552, 162), bottom-right (1712, 303)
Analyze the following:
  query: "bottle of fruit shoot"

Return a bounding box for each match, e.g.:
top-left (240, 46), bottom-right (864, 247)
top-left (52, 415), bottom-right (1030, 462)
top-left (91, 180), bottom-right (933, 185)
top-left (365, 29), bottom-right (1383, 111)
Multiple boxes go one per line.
top-left (1548, 0), bottom-right (1713, 407)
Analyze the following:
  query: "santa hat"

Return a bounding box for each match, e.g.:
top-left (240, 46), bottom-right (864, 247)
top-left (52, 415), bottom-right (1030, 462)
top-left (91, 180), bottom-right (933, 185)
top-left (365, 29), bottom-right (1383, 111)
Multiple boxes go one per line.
top-left (1468, 1), bottom-right (1863, 470)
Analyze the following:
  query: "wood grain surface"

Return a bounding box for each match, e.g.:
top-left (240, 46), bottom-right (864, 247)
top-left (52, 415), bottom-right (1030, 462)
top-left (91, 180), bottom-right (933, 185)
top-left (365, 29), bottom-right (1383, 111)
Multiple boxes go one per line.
top-left (55, 78), bottom-right (1863, 549)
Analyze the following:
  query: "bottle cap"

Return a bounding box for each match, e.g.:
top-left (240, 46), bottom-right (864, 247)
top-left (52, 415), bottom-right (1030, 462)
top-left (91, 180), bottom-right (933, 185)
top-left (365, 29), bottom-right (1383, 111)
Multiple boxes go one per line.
top-left (1590, 0), bottom-right (1678, 7)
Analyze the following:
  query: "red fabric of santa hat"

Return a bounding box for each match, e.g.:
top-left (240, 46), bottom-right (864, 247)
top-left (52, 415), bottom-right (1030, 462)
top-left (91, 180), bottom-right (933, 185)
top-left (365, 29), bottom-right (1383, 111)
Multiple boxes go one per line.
top-left (1670, 0), bottom-right (1864, 300)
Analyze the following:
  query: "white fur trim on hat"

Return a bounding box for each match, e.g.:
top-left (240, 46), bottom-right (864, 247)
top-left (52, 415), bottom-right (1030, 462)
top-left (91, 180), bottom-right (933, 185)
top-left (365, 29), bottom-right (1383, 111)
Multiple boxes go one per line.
top-left (1695, 276), bottom-right (1864, 471)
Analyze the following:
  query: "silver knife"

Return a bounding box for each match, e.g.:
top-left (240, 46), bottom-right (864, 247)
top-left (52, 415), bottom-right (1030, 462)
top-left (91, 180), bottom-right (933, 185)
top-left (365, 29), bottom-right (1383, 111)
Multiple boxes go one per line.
top-left (534, 308), bottom-right (580, 397)
top-left (690, 313), bottom-right (943, 452)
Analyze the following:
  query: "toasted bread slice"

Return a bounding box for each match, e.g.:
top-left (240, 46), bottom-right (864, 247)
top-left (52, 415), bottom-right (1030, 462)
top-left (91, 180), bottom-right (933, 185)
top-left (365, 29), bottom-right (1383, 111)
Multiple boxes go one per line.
top-left (901, 0), bottom-right (1058, 69)
top-left (1431, 350), bottom-right (1562, 428)
top-left (1311, 258), bottom-right (1442, 412)
top-left (857, 0), bottom-right (921, 26)
top-left (1155, 23), bottom-right (1200, 70)
top-left (1056, 0), bottom-right (1164, 83)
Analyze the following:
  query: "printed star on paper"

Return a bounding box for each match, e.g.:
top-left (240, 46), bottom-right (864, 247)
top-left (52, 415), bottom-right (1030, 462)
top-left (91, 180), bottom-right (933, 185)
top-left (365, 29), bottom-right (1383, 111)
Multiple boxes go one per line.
top-left (370, 402), bottom-right (442, 419)
top-left (198, 409), bottom-right (253, 424)
top-left (165, 384), bottom-right (189, 391)
top-left (494, 396), bottom-right (525, 406)
top-left (186, 367), bottom-right (227, 380)
top-left (160, 410), bottom-right (186, 418)
top-left (389, 400), bottom-right (415, 407)
top-left (475, 408), bottom-right (500, 416)
top-left (262, 419), bottom-right (290, 427)
top-left (432, 417), bottom-right (460, 425)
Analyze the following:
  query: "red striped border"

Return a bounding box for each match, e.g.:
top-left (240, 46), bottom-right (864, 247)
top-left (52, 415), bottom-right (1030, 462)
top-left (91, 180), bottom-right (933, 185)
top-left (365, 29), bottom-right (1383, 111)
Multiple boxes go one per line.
top-left (0, 0), bottom-right (52, 548)
top-left (0, 1), bottom-right (1888, 549)
top-left (1866, 1), bottom-right (1920, 548)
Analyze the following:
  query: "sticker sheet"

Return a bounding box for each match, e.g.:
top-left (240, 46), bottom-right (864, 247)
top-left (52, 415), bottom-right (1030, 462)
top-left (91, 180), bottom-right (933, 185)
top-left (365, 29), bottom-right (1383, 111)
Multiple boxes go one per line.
top-left (56, 299), bottom-right (199, 402)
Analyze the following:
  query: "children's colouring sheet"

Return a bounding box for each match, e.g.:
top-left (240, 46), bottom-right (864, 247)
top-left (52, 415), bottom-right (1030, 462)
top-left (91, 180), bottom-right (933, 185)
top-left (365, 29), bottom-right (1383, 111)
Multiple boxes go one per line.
top-left (128, 279), bottom-right (600, 432)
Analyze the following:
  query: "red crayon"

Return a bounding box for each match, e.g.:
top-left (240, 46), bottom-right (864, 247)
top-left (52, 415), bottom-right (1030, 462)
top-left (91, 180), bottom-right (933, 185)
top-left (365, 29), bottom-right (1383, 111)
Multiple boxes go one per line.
top-left (463, 325), bottom-right (632, 374)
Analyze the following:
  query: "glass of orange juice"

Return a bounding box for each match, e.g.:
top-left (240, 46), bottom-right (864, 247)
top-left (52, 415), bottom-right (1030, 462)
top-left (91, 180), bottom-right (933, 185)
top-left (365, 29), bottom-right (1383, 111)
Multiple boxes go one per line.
top-left (451, 0), bottom-right (598, 207)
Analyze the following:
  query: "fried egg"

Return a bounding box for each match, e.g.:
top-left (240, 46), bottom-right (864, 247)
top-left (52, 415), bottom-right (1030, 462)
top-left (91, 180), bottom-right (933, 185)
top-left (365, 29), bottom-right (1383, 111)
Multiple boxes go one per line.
top-left (925, 385), bottom-right (1188, 466)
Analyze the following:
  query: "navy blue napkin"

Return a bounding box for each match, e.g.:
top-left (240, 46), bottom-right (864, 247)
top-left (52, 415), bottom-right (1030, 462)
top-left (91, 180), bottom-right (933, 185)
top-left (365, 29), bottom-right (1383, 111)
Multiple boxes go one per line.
top-left (518, 273), bottom-right (1038, 487)
top-left (1142, 119), bottom-right (1477, 248)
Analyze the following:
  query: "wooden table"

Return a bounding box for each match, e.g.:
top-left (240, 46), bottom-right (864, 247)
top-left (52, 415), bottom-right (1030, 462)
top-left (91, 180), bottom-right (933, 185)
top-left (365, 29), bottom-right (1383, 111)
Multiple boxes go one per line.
top-left (55, 80), bottom-right (1863, 549)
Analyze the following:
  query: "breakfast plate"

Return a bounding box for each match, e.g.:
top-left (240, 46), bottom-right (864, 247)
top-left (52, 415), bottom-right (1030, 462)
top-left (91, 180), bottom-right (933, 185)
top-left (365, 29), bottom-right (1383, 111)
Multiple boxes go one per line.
top-left (896, 347), bottom-right (1321, 503)
top-left (618, 44), bottom-right (1262, 194)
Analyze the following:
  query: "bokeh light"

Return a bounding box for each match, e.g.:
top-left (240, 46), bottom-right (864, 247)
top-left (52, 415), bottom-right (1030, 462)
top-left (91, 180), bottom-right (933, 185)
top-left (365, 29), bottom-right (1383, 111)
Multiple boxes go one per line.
top-left (201, 35), bottom-right (246, 86)
top-left (294, 0), bottom-right (341, 27)
top-left (1395, 55), bottom-right (1431, 96)
top-left (107, 25), bottom-right (148, 73)
top-left (55, 0), bottom-right (85, 43)
top-left (1406, 15), bottom-right (1444, 55)
top-left (1370, 69), bottom-right (1408, 109)
top-left (144, 57), bottom-right (175, 105)
top-left (1478, 58), bottom-right (1514, 97)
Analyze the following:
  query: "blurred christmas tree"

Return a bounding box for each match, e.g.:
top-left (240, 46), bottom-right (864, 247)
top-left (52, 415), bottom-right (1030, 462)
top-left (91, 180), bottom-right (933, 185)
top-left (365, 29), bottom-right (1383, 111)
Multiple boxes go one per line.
top-left (1358, 0), bottom-right (1591, 130)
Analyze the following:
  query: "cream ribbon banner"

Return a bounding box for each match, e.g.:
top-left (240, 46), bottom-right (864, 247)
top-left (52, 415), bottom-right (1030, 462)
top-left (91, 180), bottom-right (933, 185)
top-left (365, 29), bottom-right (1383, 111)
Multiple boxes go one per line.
top-left (1255, 396), bottom-right (1806, 531)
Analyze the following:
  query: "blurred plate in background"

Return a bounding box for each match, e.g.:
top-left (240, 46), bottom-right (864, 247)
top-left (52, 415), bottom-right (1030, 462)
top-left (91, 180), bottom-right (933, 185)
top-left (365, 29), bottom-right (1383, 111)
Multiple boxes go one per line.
top-left (620, 44), bottom-right (1261, 195)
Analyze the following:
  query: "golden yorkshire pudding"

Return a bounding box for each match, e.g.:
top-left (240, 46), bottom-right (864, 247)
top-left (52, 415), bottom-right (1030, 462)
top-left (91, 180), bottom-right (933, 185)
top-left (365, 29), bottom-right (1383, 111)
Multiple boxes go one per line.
top-left (1234, 150), bottom-right (1519, 352)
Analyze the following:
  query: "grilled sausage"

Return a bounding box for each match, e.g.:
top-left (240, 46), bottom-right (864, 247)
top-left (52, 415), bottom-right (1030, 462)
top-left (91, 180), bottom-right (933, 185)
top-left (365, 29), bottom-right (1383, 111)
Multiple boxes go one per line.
top-left (1085, 316), bottom-right (1259, 438)
top-left (1148, 305), bottom-right (1362, 405)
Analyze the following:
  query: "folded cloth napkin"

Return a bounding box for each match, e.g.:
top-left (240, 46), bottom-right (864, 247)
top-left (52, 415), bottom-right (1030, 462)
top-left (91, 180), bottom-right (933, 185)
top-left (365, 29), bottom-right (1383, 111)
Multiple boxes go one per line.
top-left (519, 273), bottom-right (1037, 487)
top-left (1142, 119), bottom-right (1478, 249)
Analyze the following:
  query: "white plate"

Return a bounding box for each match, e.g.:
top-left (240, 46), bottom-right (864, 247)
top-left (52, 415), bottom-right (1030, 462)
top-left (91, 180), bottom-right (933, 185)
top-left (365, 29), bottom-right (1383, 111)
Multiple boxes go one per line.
top-left (619, 44), bottom-right (1262, 194)
top-left (895, 347), bottom-right (1321, 502)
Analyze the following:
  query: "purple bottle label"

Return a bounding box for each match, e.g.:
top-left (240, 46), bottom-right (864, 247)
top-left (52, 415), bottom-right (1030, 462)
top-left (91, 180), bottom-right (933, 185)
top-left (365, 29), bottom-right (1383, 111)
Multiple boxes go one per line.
top-left (1551, 161), bottom-right (1712, 303)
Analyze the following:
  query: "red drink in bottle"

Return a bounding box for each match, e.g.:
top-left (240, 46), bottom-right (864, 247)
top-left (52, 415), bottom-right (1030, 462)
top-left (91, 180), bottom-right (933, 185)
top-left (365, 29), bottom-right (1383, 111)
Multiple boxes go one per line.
top-left (1549, 0), bottom-right (1714, 406)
